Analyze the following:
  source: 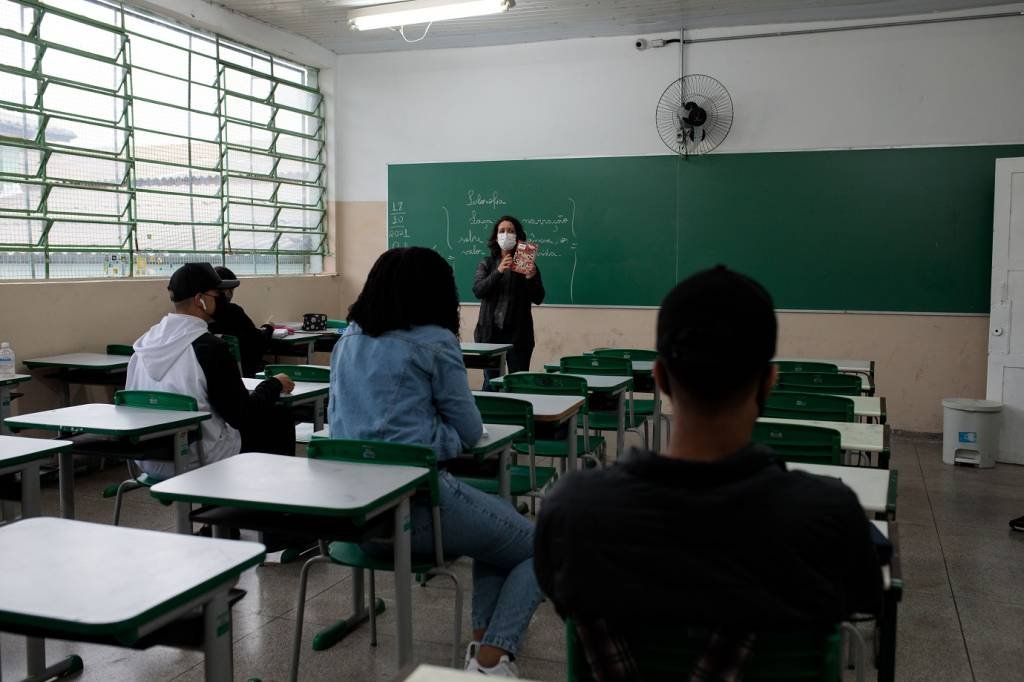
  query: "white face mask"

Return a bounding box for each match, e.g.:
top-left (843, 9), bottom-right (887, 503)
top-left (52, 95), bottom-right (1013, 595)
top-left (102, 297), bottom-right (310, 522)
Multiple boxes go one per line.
top-left (496, 232), bottom-right (517, 251)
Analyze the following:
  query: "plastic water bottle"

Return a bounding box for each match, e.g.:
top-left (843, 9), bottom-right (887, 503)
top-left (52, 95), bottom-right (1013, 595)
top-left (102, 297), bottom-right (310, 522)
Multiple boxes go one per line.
top-left (0, 342), bottom-right (15, 378)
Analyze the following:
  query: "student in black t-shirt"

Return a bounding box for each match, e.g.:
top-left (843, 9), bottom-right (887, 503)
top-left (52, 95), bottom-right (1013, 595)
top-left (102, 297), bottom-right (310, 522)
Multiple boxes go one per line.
top-left (534, 266), bottom-right (883, 676)
top-left (208, 266), bottom-right (274, 378)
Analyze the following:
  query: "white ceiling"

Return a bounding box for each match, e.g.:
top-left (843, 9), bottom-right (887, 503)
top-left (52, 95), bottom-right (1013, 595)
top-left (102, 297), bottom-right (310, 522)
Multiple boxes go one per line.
top-left (211, 0), bottom-right (1014, 54)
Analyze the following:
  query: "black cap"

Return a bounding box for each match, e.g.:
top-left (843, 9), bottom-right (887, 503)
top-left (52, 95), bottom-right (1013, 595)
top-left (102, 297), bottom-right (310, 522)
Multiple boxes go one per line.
top-left (656, 265), bottom-right (777, 401)
top-left (214, 266), bottom-right (241, 287)
top-left (168, 263), bottom-right (239, 302)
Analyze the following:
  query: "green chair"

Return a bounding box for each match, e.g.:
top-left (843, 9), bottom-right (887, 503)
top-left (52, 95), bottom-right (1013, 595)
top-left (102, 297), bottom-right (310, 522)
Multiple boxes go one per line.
top-left (102, 390), bottom-right (204, 525)
top-left (263, 363), bottom-right (330, 383)
top-left (776, 372), bottom-right (863, 397)
top-left (752, 422), bottom-right (842, 465)
top-left (775, 361), bottom-right (838, 374)
top-left (502, 373), bottom-right (605, 469)
top-left (764, 391), bottom-right (855, 423)
top-left (459, 395), bottom-right (556, 511)
top-left (105, 343), bottom-right (134, 356)
top-left (592, 348), bottom-right (669, 446)
top-left (326, 319), bottom-right (348, 330)
top-left (216, 334), bottom-right (243, 374)
top-left (560, 355), bottom-right (647, 450)
top-left (290, 440), bottom-right (463, 678)
top-left (566, 617), bottom-right (852, 682)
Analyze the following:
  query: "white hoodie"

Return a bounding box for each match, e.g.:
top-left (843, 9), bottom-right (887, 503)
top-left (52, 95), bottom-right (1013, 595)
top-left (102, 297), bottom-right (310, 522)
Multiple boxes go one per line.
top-left (127, 313), bottom-right (241, 479)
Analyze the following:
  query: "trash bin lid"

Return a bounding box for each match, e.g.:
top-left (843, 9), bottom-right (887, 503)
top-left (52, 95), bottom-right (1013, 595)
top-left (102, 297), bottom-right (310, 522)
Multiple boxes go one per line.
top-left (941, 398), bottom-right (1003, 412)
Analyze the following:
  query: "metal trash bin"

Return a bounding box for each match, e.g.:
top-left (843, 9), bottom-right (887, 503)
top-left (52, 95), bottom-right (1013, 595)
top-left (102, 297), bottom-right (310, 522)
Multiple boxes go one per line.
top-left (941, 398), bottom-right (1002, 468)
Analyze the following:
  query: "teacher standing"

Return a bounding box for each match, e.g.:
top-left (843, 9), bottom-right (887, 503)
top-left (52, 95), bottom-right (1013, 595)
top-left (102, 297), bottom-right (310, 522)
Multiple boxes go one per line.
top-left (473, 215), bottom-right (545, 385)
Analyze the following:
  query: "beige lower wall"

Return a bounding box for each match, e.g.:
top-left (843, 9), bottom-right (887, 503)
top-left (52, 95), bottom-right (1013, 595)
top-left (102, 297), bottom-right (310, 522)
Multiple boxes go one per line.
top-left (335, 200), bottom-right (988, 433)
top-left (1, 274), bottom-right (344, 416)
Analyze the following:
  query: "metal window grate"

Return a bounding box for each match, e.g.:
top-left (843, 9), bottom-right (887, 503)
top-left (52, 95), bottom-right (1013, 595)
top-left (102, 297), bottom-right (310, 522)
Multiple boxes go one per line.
top-left (0, 0), bottom-right (326, 279)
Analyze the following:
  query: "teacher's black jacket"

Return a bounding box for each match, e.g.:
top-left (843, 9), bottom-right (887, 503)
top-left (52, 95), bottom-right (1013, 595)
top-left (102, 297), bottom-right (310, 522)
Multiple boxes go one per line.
top-left (472, 255), bottom-right (545, 348)
top-left (534, 445), bottom-right (883, 628)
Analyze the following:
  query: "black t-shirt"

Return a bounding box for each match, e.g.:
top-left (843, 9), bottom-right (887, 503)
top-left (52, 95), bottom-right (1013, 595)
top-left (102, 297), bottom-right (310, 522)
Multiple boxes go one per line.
top-left (208, 300), bottom-right (272, 377)
top-left (534, 445), bottom-right (883, 628)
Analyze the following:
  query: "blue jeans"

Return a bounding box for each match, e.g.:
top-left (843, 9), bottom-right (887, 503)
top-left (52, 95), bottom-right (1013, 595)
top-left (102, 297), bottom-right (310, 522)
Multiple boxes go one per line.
top-left (408, 471), bottom-right (543, 656)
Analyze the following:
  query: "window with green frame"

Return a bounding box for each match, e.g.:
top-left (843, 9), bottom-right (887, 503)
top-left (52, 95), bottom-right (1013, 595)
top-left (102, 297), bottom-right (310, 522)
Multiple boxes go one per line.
top-left (0, 0), bottom-right (326, 279)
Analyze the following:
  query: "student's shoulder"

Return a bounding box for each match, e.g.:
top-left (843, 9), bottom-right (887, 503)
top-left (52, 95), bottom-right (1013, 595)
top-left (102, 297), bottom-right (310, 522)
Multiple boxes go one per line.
top-left (191, 331), bottom-right (230, 354)
top-left (776, 467), bottom-right (865, 518)
top-left (400, 325), bottom-right (461, 355)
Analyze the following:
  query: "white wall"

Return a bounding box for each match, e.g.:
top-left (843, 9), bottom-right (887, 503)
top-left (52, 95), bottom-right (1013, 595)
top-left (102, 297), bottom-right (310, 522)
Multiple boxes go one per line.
top-left (334, 3), bottom-right (1024, 201)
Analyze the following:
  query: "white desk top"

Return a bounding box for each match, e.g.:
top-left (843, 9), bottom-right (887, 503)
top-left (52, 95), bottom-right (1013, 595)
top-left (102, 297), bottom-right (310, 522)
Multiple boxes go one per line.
top-left (0, 518), bottom-right (263, 638)
top-left (775, 357), bottom-right (873, 374)
top-left (297, 424), bottom-right (522, 454)
top-left (497, 371), bottom-right (631, 393)
top-left (5, 404), bottom-right (210, 437)
top-left (871, 519), bottom-right (888, 537)
top-left (472, 390), bottom-right (584, 423)
top-left (758, 417), bottom-right (886, 452)
top-left (843, 395), bottom-right (884, 419)
top-left (787, 462), bottom-right (893, 514)
top-left (0, 435), bottom-right (73, 467)
top-left (23, 353), bottom-right (130, 370)
top-left (151, 451), bottom-right (428, 517)
top-left (242, 378), bottom-right (328, 402)
top-left (0, 373), bottom-right (31, 386)
top-left (270, 332), bottom-right (321, 344)
top-left (460, 342), bottom-right (514, 355)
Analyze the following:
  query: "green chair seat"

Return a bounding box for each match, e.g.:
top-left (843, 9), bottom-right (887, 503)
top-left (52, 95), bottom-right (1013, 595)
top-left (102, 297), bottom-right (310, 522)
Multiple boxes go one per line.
top-left (587, 411), bottom-right (647, 431)
top-left (516, 435), bottom-right (605, 459)
top-left (328, 540), bottom-right (449, 575)
top-left (629, 398), bottom-right (658, 416)
top-left (460, 465), bottom-right (557, 496)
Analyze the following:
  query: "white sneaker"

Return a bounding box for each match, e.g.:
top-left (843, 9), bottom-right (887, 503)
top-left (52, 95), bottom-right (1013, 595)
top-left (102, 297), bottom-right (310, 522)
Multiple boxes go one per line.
top-left (464, 641), bottom-right (480, 669)
top-left (465, 654), bottom-right (519, 677)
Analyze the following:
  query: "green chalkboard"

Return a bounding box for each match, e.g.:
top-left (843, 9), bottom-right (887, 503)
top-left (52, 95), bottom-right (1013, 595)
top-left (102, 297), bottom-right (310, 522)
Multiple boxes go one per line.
top-left (388, 145), bottom-right (1024, 312)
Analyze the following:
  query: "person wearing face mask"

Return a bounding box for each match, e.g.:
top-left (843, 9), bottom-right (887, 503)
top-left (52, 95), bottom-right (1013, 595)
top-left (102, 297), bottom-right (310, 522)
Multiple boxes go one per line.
top-left (473, 215), bottom-right (545, 388)
top-left (125, 263), bottom-right (297, 480)
top-left (207, 265), bottom-right (274, 378)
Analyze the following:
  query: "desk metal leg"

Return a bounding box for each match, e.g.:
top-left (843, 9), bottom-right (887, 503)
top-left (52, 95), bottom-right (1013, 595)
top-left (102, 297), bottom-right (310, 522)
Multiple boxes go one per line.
top-left (313, 397), bottom-right (325, 431)
top-left (20, 462), bottom-right (41, 518)
top-left (311, 565), bottom-right (385, 652)
top-left (498, 445), bottom-right (511, 501)
top-left (566, 413), bottom-right (578, 471)
top-left (878, 593), bottom-right (898, 682)
top-left (305, 343), bottom-right (314, 364)
top-left (173, 430), bottom-right (191, 534)
top-left (203, 588), bottom-right (234, 682)
top-left (498, 352), bottom-right (507, 377)
top-left (616, 391), bottom-right (626, 460)
top-left (61, 381), bottom-right (71, 408)
top-left (57, 450), bottom-right (74, 520)
top-left (0, 385), bottom-right (11, 435)
top-left (393, 497), bottom-right (413, 669)
top-left (24, 637), bottom-right (82, 682)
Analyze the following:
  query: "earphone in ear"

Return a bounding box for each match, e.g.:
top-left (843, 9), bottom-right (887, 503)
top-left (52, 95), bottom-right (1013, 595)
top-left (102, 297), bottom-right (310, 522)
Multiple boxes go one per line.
top-left (199, 297), bottom-right (208, 312)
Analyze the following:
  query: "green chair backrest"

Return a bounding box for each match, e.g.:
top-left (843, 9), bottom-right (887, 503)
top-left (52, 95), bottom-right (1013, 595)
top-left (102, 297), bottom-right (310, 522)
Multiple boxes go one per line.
top-left (114, 390), bottom-right (198, 412)
top-left (263, 364), bottom-right (330, 383)
top-left (775, 361), bottom-right (838, 374)
top-left (764, 391), bottom-right (855, 423)
top-left (560, 355), bottom-right (632, 377)
top-left (326, 319), bottom-right (348, 330)
top-left (503, 372), bottom-right (589, 414)
top-left (307, 439), bottom-right (439, 504)
top-left (474, 395), bottom-right (535, 445)
top-left (776, 372), bottom-right (861, 396)
top-left (592, 348), bottom-right (657, 362)
top-left (752, 422), bottom-right (842, 465)
top-left (566, 618), bottom-right (841, 682)
top-left (218, 334), bottom-right (242, 364)
top-left (106, 344), bottom-right (134, 357)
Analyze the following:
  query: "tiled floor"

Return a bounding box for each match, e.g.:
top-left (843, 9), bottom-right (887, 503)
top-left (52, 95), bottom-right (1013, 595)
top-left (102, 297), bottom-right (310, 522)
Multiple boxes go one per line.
top-left (2, 435), bottom-right (1023, 681)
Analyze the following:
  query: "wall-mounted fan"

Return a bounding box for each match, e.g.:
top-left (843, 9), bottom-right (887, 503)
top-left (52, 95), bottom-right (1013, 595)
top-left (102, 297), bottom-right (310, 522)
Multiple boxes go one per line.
top-left (656, 74), bottom-right (733, 157)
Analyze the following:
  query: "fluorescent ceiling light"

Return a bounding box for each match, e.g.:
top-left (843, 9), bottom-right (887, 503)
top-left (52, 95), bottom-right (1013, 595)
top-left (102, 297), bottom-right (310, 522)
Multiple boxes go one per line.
top-left (348, 0), bottom-right (514, 31)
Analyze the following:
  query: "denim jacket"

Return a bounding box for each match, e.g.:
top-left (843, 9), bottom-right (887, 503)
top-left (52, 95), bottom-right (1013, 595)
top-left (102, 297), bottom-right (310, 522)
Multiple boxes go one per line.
top-left (328, 322), bottom-right (483, 461)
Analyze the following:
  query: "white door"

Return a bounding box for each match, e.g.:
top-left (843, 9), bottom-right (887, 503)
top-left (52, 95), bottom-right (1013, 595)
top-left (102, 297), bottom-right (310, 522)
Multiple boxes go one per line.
top-left (987, 158), bottom-right (1024, 464)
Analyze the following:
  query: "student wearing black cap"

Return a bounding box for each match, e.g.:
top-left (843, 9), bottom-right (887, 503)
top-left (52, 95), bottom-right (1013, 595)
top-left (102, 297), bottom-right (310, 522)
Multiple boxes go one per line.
top-left (534, 266), bottom-right (883, 677)
top-left (126, 263), bottom-right (296, 480)
top-left (207, 265), bottom-right (275, 378)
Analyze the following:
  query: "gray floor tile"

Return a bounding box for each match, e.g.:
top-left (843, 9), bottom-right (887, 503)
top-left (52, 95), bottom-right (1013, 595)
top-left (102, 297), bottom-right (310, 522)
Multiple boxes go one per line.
top-left (895, 522), bottom-right (951, 596)
top-left (957, 597), bottom-right (1024, 682)
top-left (894, 591), bottom-right (973, 681)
